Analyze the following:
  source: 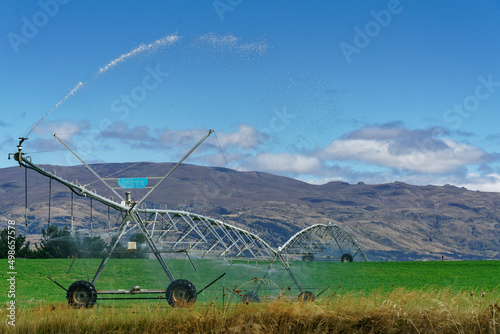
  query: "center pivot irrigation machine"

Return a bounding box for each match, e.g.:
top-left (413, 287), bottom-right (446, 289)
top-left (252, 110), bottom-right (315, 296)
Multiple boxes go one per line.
top-left (10, 131), bottom-right (367, 308)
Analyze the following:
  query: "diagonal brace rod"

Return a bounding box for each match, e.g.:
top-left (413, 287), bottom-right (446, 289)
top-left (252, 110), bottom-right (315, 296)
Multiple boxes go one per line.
top-left (53, 134), bottom-right (124, 201)
top-left (136, 129), bottom-right (213, 207)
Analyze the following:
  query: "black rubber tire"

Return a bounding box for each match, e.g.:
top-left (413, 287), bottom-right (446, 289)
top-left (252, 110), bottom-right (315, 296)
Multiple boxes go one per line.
top-left (67, 280), bottom-right (97, 308)
top-left (166, 279), bottom-right (197, 307)
top-left (242, 291), bottom-right (260, 303)
top-left (298, 291), bottom-right (315, 302)
top-left (341, 253), bottom-right (353, 263)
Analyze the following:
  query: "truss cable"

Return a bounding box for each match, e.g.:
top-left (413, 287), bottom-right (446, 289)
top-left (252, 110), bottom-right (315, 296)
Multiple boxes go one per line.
top-left (136, 129), bottom-right (214, 207)
top-left (24, 167), bottom-right (28, 226)
top-left (55, 138), bottom-right (71, 181)
top-left (201, 135), bottom-right (210, 167)
top-left (90, 198), bottom-right (93, 234)
top-left (24, 82), bottom-right (83, 139)
top-left (57, 139), bottom-right (107, 165)
top-left (84, 138), bottom-right (198, 188)
top-left (213, 131), bottom-right (246, 208)
top-left (53, 134), bottom-right (124, 201)
top-left (26, 137), bottom-right (54, 151)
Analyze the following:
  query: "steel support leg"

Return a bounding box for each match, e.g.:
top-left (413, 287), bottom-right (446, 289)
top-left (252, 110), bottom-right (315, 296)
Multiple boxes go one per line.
top-left (254, 253), bottom-right (303, 294)
top-left (254, 258), bottom-right (277, 295)
top-left (92, 219), bottom-right (131, 285)
top-left (131, 211), bottom-right (175, 282)
top-left (277, 253), bottom-right (303, 292)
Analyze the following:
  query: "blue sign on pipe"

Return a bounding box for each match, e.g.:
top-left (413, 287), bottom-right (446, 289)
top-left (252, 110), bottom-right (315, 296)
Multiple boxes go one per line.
top-left (118, 178), bottom-right (148, 189)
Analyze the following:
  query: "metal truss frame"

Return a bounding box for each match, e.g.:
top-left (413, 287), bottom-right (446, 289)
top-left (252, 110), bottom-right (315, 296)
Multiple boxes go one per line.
top-left (11, 136), bottom-right (368, 303)
top-left (136, 209), bottom-right (277, 260)
top-left (279, 223), bottom-right (368, 264)
top-left (12, 139), bottom-right (291, 285)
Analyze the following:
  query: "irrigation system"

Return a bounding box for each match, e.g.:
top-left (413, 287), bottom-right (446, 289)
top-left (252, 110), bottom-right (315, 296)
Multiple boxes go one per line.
top-left (10, 133), bottom-right (367, 308)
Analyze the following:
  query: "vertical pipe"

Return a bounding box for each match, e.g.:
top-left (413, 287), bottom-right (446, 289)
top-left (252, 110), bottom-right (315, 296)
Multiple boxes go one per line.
top-left (48, 178), bottom-right (52, 228)
top-left (70, 191), bottom-right (74, 233)
top-left (90, 198), bottom-right (93, 233)
top-left (24, 167), bottom-right (28, 226)
top-left (108, 196), bottom-right (114, 233)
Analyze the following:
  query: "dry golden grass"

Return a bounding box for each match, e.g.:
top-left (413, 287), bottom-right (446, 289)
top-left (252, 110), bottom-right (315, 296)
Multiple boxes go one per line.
top-left (4, 287), bottom-right (499, 334)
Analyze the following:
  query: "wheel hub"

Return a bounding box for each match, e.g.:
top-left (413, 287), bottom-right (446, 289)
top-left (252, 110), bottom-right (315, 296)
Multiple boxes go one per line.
top-left (73, 288), bottom-right (90, 304)
top-left (173, 287), bottom-right (188, 301)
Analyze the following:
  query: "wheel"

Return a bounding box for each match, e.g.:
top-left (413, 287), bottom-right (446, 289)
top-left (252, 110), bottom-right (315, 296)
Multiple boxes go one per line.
top-left (166, 279), bottom-right (197, 307)
top-left (341, 253), bottom-right (353, 263)
top-left (302, 254), bottom-right (314, 262)
top-left (67, 280), bottom-right (97, 308)
top-left (242, 291), bottom-right (260, 303)
top-left (298, 291), bottom-right (315, 302)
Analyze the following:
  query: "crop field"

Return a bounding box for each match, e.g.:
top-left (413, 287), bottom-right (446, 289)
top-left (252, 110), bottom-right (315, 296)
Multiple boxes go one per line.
top-left (4, 258), bottom-right (500, 304)
top-left (2, 258), bottom-right (500, 333)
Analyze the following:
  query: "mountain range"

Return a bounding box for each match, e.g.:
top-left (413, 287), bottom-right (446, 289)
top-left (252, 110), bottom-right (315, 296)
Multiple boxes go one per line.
top-left (1, 161), bottom-right (500, 261)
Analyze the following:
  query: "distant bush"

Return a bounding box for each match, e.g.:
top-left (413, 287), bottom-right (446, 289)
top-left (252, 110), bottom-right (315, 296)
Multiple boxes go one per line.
top-left (0, 228), bottom-right (32, 258)
top-left (21, 225), bottom-right (107, 259)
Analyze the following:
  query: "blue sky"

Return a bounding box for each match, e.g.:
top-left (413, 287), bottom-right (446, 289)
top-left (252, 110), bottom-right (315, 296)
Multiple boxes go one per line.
top-left (1, 1), bottom-right (500, 191)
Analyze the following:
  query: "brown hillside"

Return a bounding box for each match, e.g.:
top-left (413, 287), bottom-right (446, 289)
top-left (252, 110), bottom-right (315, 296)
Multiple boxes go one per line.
top-left (1, 162), bottom-right (499, 261)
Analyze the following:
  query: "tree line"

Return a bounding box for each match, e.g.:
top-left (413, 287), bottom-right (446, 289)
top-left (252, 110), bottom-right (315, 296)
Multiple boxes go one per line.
top-left (0, 225), bottom-right (147, 259)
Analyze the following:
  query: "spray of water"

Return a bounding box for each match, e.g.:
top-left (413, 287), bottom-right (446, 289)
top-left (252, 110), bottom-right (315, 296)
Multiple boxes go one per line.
top-left (24, 34), bottom-right (179, 138)
top-left (97, 34), bottom-right (179, 75)
top-left (25, 81), bottom-right (83, 138)
top-left (191, 33), bottom-right (267, 57)
top-left (51, 81), bottom-right (83, 110)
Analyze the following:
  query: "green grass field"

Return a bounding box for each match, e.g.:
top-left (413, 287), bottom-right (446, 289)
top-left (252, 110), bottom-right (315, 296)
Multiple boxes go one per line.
top-left (4, 258), bottom-right (499, 306)
top-left (3, 258), bottom-right (500, 333)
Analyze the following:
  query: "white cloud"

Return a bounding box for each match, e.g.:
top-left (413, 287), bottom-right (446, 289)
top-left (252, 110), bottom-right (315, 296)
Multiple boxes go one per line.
top-left (27, 120), bottom-right (500, 193)
top-left (157, 128), bottom-right (205, 146)
top-left (455, 173), bottom-right (500, 192)
top-left (99, 122), bottom-right (265, 153)
top-left (204, 151), bottom-right (251, 170)
top-left (34, 119), bottom-right (89, 142)
top-left (251, 152), bottom-right (321, 174)
top-left (215, 124), bottom-right (261, 149)
top-left (300, 176), bottom-right (345, 185)
top-left (321, 125), bottom-right (492, 173)
top-left (102, 122), bottom-right (153, 141)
